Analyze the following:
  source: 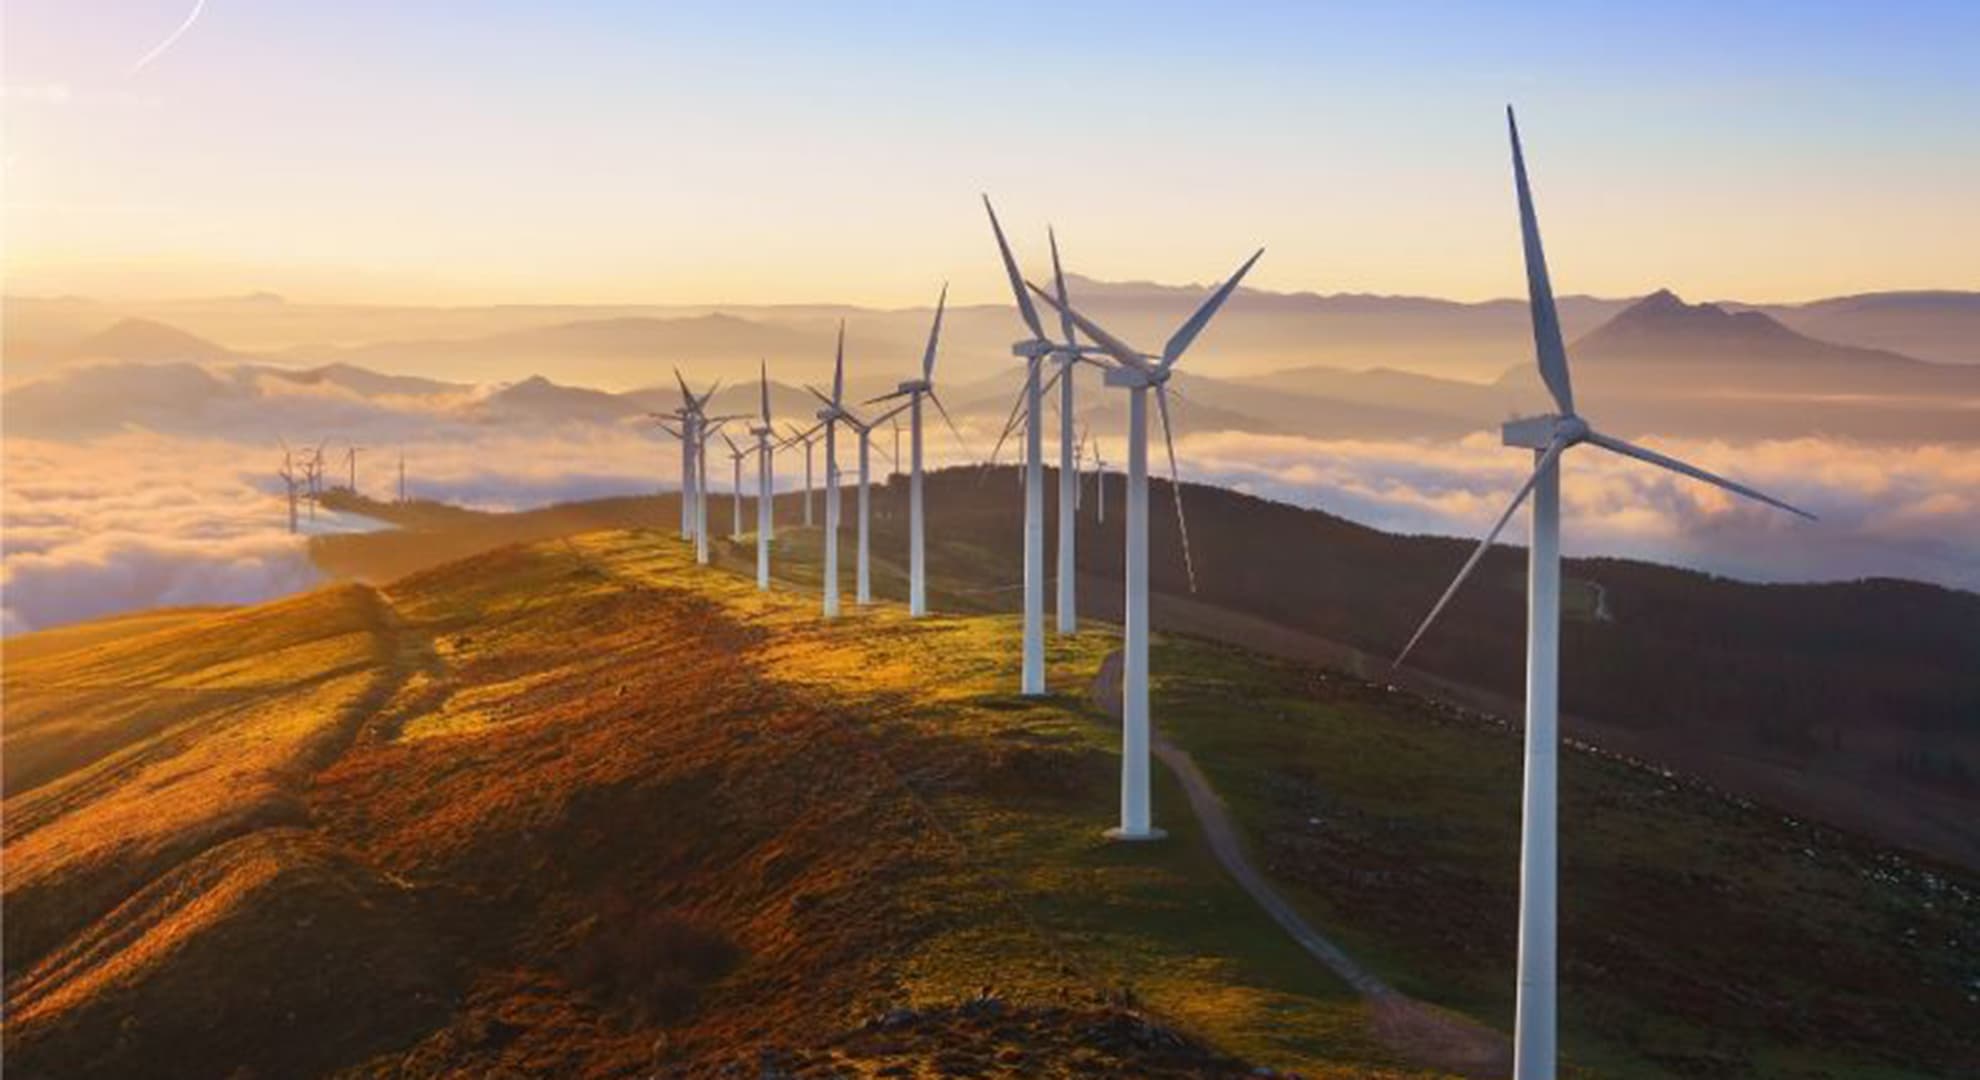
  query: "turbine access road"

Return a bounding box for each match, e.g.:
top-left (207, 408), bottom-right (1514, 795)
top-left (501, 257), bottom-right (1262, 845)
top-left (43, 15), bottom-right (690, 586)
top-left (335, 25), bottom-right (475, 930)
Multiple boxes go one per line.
top-left (1090, 650), bottom-right (1511, 1078)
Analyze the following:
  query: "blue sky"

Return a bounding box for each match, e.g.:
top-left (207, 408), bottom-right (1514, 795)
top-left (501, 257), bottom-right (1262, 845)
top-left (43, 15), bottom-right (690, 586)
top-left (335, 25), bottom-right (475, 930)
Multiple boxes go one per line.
top-left (6, 1), bottom-right (1976, 303)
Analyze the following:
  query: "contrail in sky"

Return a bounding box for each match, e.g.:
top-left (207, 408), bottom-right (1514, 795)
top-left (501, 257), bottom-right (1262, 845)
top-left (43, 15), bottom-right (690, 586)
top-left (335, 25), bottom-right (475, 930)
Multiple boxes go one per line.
top-left (129, 0), bottom-right (208, 75)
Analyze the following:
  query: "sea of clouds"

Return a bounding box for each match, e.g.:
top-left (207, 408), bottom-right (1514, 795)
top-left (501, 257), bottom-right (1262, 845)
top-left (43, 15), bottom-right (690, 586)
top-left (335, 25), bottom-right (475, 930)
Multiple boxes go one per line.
top-left (3, 363), bottom-right (1976, 634)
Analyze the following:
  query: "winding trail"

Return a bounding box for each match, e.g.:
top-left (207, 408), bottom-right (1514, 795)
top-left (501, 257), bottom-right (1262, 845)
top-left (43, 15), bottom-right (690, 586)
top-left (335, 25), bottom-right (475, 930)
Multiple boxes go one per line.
top-left (1090, 650), bottom-right (1511, 1077)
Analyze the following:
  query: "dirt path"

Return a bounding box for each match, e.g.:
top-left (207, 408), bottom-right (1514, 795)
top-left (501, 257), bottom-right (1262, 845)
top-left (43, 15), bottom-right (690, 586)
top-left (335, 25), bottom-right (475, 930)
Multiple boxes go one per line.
top-left (1090, 651), bottom-right (1511, 1078)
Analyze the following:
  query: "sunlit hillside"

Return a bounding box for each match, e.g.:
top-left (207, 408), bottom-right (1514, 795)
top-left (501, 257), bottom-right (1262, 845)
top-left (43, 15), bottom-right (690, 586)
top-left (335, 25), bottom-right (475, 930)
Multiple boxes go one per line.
top-left (5, 521), bottom-right (1974, 1077)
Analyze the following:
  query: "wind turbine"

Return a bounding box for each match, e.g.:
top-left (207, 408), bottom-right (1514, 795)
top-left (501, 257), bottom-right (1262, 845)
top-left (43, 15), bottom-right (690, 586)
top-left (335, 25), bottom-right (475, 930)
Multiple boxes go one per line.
top-left (691, 412), bottom-right (743, 565)
top-left (866, 283), bottom-right (962, 618)
top-left (344, 444), bottom-right (364, 494)
top-left (1089, 435), bottom-right (1109, 524)
top-left (986, 199), bottom-right (1100, 691)
top-left (277, 443), bottom-right (301, 534)
top-left (810, 340), bottom-right (905, 608)
top-left (751, 361), bottom-right (777, 590)
top-left (1072, 425), bottom-right (1088, 512)
top-left (784, 423), bottom-right (819, 528)
top-left (397, 448), bottom-right (407, 504)
top-left (304, 441), bottom-right (327, 520)
top-left (808, 322), bottom-right (851, 618)
top-left (1393, 108), bottom-right (1814, 1080)
top-left (658, 370), bottom-right (721, 542)
top-left (1032, 246), bottom-right (1263, 841)
top-left (722, 432), bottom-right (749, 541)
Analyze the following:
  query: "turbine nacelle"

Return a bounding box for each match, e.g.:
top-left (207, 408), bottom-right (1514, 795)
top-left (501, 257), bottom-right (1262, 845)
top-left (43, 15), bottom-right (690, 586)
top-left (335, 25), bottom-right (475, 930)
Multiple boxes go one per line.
top-left (1502, 413), bottom-right (1588, 450)
top-left (1103, 364), bottom-right (1168, 390)
top-left (896, 378), bottom-right (931, 395)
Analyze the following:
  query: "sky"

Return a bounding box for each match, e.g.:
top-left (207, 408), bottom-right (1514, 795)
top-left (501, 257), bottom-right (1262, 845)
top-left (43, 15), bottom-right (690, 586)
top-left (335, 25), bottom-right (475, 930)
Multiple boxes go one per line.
top-left (5, 1), bottom-right (1978, 307)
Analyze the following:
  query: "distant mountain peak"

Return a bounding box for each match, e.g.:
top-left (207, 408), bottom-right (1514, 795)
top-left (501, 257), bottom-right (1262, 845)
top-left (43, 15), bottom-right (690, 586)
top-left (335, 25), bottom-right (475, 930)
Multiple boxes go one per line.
top-left (70, 317), bottom-right (235, 361)
top-left (1586, 289), bottom-right (1803, 350)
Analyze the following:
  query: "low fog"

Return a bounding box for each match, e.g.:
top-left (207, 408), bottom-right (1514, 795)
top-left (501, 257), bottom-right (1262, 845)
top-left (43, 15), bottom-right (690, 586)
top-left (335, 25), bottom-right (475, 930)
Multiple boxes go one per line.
top-left (4, 356), bottom-right (1974, 633)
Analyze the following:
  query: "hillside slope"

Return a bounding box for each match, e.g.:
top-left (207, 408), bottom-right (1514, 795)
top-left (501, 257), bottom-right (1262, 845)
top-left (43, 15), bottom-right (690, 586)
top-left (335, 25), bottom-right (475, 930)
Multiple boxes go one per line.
top-left (8, 523), bottom-right (1977, 1077)
top-left (4, 533), bottom-right (1418, 1078)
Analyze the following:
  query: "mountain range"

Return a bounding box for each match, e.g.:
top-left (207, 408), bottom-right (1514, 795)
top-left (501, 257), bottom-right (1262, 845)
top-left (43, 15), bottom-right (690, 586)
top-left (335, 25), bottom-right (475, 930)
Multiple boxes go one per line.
top-left (10, 288), bottom-right (1976, 444)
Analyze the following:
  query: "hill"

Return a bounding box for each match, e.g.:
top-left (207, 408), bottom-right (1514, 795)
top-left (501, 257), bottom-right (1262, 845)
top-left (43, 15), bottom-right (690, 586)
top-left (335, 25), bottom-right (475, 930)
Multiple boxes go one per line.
top-left (5, 523), bottom-right (1975, 1077)
top-left (310, 476), bottom-right (1980, 874)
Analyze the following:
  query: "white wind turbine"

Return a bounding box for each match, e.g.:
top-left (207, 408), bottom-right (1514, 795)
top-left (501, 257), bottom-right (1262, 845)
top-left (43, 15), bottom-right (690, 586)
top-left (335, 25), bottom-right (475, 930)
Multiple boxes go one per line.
top-left (809, 322), bottom-right (851, 618)
top-left (985, 198), bottom-right (1102, 693)
top-left (1089, 434), bottom-right (1108, 524)
top-left (722, 432), bottom-right (749, 541)
top-left (1394, 108), bottom-right (1814, 1080)
top-left (276, 442), bottom-right (301, 534)
top-left (1033, 247), bottom-right (1263, 841)
top-left (656, 370), bottom-right (719, 541)
top-left (751, 361), bottom-right (777, 590)
top-left (865, 284), bottom-right (963, 618)
top-left (692, 411), bottom-right (743, 566)
top-left (784, 423), bottom-right (819, 528)
top-left (845, 402), bottom-right (905, 606)
top-left (344, 444), bottom-right (365, 495)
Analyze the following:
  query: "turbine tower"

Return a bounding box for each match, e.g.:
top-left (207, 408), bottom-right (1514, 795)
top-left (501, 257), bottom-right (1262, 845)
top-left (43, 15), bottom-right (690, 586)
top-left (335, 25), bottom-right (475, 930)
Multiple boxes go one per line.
top-left (661, 370), bottom-right (721, 543)
top-left (722, 433), bottom-right (749, 541)
top-left (812, 322), bottom-right (851, 618)
top-left (344, 444), bottom-right (364, 494)
top-left (751, 361), bottom-right (777, 590)
top-left (866, 284), bottom-right (961, 618)
top-left (842, 401), bottom-right (904, 605)
top-left (277, 443), bottom-right (301, 534)
top-left (1394, 108), bottom-right (1814, 1080)
top-left (397, 448), bottom-right (407, 504)
top-left (1090, 435), bottom-right (1108, 523)
top-left (691, 412), bottom-right (742, 565)
top-left (785, 423), bottom-right (819, 528)
top-left (1033, 247), bottom-right (1262, 842)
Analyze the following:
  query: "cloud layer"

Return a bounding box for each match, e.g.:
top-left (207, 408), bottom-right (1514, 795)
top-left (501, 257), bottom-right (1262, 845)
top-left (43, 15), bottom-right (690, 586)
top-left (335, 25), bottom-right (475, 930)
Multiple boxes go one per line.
top-left (1176, 430), bottom-right (1980, 591)
top-left (5, 404), bottom-right (1976, 636)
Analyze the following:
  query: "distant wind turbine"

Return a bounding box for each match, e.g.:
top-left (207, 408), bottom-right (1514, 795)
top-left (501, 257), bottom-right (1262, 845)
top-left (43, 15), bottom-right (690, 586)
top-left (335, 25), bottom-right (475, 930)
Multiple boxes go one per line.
top-left (809, 336), bottom-right (906, 608)
top-left (784, 423), bottom-right (819, 529)
top-left (277, 441), bottom-right (301, 534)
top-left (1393, 108), bottom-right (1814, 1080)
top-left (722, 432), bottom-right (750, 541)
top-left (751, 361), bottom-right (777, 590)
top-left (809, 322), bottom-right (852, 618)
top-left (397, 447), bottom-right (407, 504)
top-left (1089, 434), bottom-right (1108, 524)
top-left (345, 444), bottom-right (365, 495)
top-left (866, 283), bottom-right (964, 618)
top-left (1033, 245), bottom-right (1263, 841)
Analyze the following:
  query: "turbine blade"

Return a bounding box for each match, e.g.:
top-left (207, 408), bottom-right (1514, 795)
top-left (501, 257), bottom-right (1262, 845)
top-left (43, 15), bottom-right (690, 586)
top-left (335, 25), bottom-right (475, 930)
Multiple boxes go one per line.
top-left (989, 383), bottom-right (1029, 465)
top-left (922, 283), bottom-right (948, 381)
top-left (1048, 226), bottom-right (1077, 345)
top-left (1155, 387), bottom-right (1197, 593)
top-left (1584, 430), bottom-right (1816, 520)
top-left (722, 432), bottom-right (740, 454)
top-left (760, 359), bottom-right (771, 422)
top-left (1162, 248), bottom-right (1263, 371)
top-left (1509, 107), bottom-right (1575, 416)
top-left (863, 388), bottom-right (911, 405)
top-left (983, 196), bottom-right (1046, 340)
top-left (674, 366), bottom-right (694, 406)
top-left (1394, 439), bottom-right (1567, 668)
top-left (805, 383), bottom-right (835, 409)
top-left (833, 320), bottom-right (846, 404)
top-left (927, 390), bottom-right (969, 456)
top-left (1028, 281), bottom-right (1148, 372)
